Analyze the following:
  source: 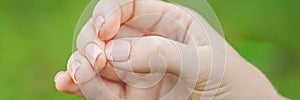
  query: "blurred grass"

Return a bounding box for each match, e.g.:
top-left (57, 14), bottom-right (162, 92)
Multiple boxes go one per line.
top-left (209, 0), bottom-right (300, 99)
top-left (0, 0), bottom-right (299, 99)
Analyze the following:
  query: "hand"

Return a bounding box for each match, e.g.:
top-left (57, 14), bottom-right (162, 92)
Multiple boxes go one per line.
top-left (54, 0), bottom-right (286, 99)
top-left (55, 0), bottom-right (190, 99)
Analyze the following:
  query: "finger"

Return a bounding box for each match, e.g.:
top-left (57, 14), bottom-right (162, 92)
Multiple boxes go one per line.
top-left (105, 36), bottom-right (211, 81)
top-left (77, 1), bottom-right (212, 67)
top-left (76, 0), bottom-right (131, 83)
top-left (54, 71), bottom-right (84, 97)
top-left (67, 51), bottom-right (123, 100)
top-left (125, 0), bottom-right (193, 42)
top-left (76, 18), bottom-right (106, 68)
top-left (76, 18), bottom-right (126, 83)
top-left (93, 0), bottom-right (199, 42)
top-left (93, 0), bottom-right (134, 40)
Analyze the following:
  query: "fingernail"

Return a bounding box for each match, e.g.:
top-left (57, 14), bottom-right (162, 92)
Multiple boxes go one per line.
top-left (71, 61), bottom-right (81, 83)
top-left (105, 40), bottom-right (131, 62)
top-left (54, 71), bottom-right (64, 83)
top-left (95, 16), bottom-right (105, 34)
top-left (85, 43), bottom-right (103, 66)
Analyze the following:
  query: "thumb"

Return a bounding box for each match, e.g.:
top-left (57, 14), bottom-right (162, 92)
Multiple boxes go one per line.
top-left (105, 36), bottom-right (210, 80)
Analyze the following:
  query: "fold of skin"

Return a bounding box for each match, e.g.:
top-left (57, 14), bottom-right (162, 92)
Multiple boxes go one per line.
top-left (54, 0), bottom-right (286, 100)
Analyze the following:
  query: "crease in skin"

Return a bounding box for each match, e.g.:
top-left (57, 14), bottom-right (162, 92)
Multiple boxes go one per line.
top-left (211, 83), bottom-right (228, 99)
top-left (176, 4), bottom-right (211, 47)
top-left (185, 21), bottom-right (206, 47)
top-left (124, 13), bottom-right (189, 43)
top-left (120, 21), bottom-right (169, 38)
top-left (131, 0), bottom-right (136, 22)
top-left (164, 3), bottom-right (194, 43)
top-left (149, 15), bottom-right (181, 42)
top-left (147, 12), bottom-right (166, 33)
top-left (189, 78), bottom-right (228, 99)
top-left (172, 4), bottom-right (190, 43)
top-left (118, 0), bottom-right (135, 24)
top-left (166, 8), bottom-right (192, 43)
top-left (116, 1), bottom-right (195, 43)
top-left (147, 15), bottom-right (177, 41)
top-left (183, 19), bottom-right (193, 44)
top-left (148, 5), bottom-right (193, 43)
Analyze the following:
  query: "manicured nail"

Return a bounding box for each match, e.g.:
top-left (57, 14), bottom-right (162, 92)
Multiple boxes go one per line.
top-left (71, 61), bottom-right (82, 83)
top-left (95, 16), bottom-right (105, 34)
top-left (54, 71), bottom-right (64, 83)
top-left (105, 40), bottom-right (131, 62)
top-left (85, 43), bottom-right (103, 66)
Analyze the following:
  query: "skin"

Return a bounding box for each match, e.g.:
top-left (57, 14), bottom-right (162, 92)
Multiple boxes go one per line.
top-left (54, 0), bottom-right (287, 100)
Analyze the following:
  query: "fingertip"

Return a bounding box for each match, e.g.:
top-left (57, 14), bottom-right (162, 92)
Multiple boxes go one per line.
top-left (54, 71), bottom-right (65, 83)
top-left (55, 71), bottom-right (82, 94)
top-left (98, 13), bottom-right (121, 40)
top-left (55, 72), bottom-right (72, 93)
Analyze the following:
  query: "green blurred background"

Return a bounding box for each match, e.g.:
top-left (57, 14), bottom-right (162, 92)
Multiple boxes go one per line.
top-left (0, 0), bottom-right (299, 99)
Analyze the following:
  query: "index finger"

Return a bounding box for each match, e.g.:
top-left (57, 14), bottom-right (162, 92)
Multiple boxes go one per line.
top-left (92, 0), bottom-right (134, 40)
top-left (93, 0), bottom-right (210, 45)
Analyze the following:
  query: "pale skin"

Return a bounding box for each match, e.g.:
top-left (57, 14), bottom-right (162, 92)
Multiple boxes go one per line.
top-left (54, 0), bottom-right (287, 100)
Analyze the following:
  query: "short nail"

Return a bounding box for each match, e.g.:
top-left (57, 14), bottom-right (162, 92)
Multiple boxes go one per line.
top-left (54, 71), bottom-right (64, 83)
top-left (95, 16), bottom-right (105, 34)
top-left (85, 43), bottom-right (103, 66)
top-left (105, 40), bottom-right (131, 62)
top-left (71, 61), bottom-right (82, 83)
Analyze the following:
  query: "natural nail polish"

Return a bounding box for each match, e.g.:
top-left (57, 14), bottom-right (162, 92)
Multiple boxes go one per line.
top-left (71, 61), bottom-right (81, 83)
top-left (85, 43), bottom-right (103, 66)
top-left (95, 16), bottom-right (105, 34)
top-left (54, 71), bottom-right (64, 83)
top-left (105, 40), bottom-right (131, 62)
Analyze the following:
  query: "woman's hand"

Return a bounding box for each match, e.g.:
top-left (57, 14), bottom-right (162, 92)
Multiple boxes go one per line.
top-left (54, 0), bottom-right (286, 99)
